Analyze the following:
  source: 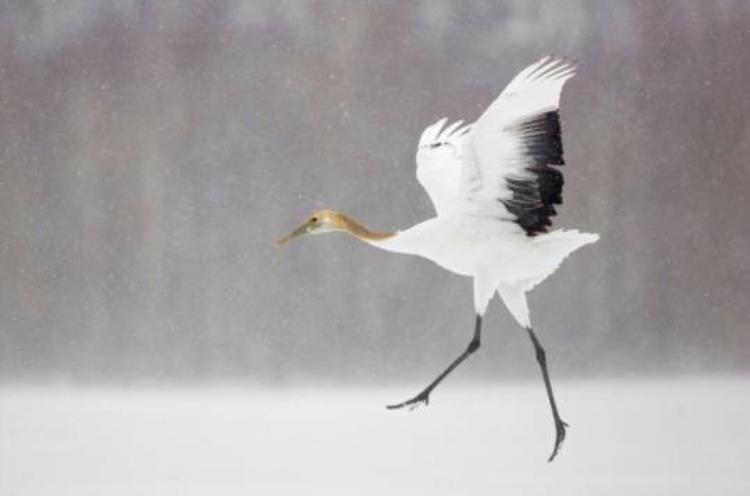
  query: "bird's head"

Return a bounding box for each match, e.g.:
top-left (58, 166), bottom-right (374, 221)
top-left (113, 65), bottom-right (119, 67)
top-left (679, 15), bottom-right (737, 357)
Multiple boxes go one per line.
top-left (277, 209), bottom-right (349, 246)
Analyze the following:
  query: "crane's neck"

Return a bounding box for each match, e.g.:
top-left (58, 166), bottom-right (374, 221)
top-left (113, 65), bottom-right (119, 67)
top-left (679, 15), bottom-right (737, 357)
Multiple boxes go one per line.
top-left (336, 213), bottom-right (396, 244)
top-left (325, 210), bottom-right (415, 254)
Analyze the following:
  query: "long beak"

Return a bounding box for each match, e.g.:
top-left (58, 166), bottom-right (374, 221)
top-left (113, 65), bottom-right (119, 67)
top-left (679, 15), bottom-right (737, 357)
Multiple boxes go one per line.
top-left (277, 221), bottom-right (312, 246)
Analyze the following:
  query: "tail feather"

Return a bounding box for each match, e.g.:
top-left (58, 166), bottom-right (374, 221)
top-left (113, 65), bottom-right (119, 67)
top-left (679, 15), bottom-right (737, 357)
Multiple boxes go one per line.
top-left (523, 229), bottom-right (599, 292)
top-left (496, 229), bottom-right (598, 328)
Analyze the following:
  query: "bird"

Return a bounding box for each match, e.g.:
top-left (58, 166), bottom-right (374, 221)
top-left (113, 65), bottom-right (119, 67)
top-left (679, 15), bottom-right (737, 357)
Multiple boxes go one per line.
top-left (278, 56), bottom-right (598, 462)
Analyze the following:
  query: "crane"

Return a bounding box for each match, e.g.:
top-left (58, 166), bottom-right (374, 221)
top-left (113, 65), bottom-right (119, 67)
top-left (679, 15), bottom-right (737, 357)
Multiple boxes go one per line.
top-left (278, 57), bottom-right (599, 462)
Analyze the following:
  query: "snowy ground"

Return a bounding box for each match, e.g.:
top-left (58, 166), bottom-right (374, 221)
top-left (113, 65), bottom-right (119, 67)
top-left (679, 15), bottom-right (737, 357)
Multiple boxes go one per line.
top-left (1, 377), bottom-right (749, 496)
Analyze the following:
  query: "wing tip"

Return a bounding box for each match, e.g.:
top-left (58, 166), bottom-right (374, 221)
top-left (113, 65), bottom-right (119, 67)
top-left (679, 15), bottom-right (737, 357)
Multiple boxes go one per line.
top-left (418, 117), bottom-right (448, 148)
top-left (419, 117), bottom-right (472, 150)
top-left (531, 55), bottom-right (578, 81)
top-left (500, 55), bottom-right (578, 98)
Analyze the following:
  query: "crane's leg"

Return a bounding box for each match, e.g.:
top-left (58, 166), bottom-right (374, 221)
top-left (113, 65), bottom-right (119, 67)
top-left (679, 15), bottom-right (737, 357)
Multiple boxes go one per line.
top-left (525, 326), bottom-right (568, 462)
top-left (386, 315), bottom-right (482, 410)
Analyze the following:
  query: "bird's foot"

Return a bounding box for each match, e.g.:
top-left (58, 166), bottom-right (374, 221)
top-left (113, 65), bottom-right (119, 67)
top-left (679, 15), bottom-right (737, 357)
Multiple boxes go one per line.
top-left (386, 390), bottom-right (431, 411)
top-left (547, 418), bottom-right (569, 463)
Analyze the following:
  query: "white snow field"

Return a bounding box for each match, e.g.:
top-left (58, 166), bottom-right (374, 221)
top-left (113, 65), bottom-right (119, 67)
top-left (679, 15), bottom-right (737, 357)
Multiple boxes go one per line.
top-left (1, 377), bottom-right (748, 496)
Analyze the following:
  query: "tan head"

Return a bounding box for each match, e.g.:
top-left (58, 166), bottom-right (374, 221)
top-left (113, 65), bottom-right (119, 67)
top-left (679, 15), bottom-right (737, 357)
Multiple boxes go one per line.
top-left (278, 208), bottom-right (394, 246)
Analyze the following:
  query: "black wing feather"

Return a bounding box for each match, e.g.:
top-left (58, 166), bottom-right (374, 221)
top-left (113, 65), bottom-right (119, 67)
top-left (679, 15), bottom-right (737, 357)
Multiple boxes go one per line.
top-left (501, 111), bottom-right (565, 236)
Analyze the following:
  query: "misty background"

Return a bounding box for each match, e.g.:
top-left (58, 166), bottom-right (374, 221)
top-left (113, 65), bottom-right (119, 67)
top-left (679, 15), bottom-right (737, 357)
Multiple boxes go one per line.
top-left (1, 0), bottom-right (749, 385)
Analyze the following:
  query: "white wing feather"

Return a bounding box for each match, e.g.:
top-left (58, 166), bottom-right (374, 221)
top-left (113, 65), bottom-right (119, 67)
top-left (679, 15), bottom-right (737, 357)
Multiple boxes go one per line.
top-left (460, 57), bottom-right (576, 219)
top-left (415, 118), bottom-right (471, 216)
top-left (414, 57), bottom-right (575, 221)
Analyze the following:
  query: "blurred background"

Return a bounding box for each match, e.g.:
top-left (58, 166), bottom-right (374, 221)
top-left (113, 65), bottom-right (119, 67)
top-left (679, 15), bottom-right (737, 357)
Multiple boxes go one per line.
top-left (3, 2), bottom-right (750, 494)
top-left (1, 0), bottom-right (749, 385)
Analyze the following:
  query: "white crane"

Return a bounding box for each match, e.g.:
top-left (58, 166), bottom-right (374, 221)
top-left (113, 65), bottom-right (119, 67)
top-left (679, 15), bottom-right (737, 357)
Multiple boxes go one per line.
top-left (279, 57), bottom-right (598, 462)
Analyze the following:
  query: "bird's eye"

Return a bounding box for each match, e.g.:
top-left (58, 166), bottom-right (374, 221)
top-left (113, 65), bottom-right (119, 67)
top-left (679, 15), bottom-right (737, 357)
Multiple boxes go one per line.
top-left (311, 216), bottom-right (318, 223)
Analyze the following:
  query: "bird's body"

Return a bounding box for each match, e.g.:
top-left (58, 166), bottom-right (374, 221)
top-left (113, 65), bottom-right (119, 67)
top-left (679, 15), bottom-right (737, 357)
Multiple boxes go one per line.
top-left (279, 56), bottom-right (598, 462)
top-left (370, 216), bottom-right (595, 313)
top-left (373, 215), bottom-right (517, 274)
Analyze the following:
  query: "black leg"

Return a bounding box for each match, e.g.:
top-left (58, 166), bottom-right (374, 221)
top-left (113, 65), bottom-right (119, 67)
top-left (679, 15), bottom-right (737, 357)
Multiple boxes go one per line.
top-left (387, 315), bottom-right (482, 410)
top-left (526, 327), bottom-right (568, 462)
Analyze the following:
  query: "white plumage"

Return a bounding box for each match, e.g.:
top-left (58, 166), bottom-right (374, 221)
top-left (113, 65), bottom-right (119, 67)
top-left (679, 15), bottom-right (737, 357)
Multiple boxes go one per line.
top-left (280, 56), bottom-right (599, 462)
top-left (373, 56), bottom-right (598, 323)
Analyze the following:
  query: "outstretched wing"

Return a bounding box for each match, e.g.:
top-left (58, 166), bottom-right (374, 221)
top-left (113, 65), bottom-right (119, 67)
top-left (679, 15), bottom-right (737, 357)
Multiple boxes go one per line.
top-left (460, 57), bottom-right (576, 235)
top-left (415, 118), bottom-right (471, 216)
